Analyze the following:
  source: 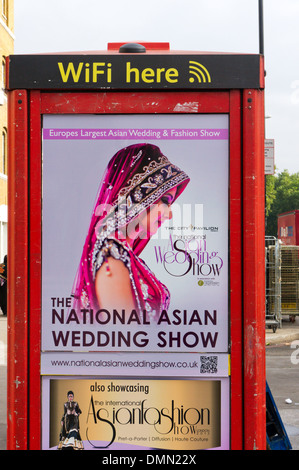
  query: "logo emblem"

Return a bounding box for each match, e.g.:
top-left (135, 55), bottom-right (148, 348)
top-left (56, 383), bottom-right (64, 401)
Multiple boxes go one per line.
top-left (189, 61), bottom-right (211, 83)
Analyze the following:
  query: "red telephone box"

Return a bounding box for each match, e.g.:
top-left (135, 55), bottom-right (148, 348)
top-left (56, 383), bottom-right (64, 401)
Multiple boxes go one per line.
top-left (6, 42), bottom-right (265, 451)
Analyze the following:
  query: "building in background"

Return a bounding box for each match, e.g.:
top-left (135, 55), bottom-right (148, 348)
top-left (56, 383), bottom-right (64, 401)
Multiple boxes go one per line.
top-left (0, 0), bottom-right (14, 262)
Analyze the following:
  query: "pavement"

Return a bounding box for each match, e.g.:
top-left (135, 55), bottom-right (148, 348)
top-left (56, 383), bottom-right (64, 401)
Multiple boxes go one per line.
top-left (1, 314), bottom-right (299, 451)
top-left (266, 318), bottom-right (299, 346)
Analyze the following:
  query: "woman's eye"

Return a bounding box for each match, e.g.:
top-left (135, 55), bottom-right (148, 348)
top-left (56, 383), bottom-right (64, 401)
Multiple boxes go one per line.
top-left (161, 197), bottom-right (171, 206)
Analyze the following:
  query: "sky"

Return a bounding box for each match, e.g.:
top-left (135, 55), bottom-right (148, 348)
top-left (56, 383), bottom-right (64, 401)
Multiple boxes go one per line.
top-left (13, 0), bottom-right (299, 175)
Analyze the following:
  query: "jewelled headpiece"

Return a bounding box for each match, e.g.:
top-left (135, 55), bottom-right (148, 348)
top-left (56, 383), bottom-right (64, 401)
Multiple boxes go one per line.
top-left (96, 144), bottom-right (190, 236)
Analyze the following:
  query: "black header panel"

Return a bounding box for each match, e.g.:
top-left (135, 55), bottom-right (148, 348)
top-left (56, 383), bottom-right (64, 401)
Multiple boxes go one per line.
top-left (8, 53), bottom-right (263, 90)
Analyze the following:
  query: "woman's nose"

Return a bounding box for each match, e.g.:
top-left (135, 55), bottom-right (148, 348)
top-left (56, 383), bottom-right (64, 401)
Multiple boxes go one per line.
top-left (163, 206), bottom-right (172, 220)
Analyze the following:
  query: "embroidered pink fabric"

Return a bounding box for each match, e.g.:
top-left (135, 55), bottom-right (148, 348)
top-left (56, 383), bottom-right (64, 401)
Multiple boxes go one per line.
top-left (71, 143), bottom-right (189, 320)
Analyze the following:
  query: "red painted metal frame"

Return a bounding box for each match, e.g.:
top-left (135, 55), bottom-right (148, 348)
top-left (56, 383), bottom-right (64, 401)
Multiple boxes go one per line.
top-left (242, 89), bottom-right (266, 450)
top-left (7, 90), bottom-right (29, 450)
top-left (28, 91), bottom-right (42, 448)
top-left (229, 90), bottom-right (243, 449)
top-left (7, 88), bottom-right (265, 450)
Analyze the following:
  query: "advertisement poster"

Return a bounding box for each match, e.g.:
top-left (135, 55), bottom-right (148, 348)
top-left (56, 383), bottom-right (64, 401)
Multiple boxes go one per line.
top-left (41, 114), bottom-right (229, 357)
top-left (42, 377), bottom-right (230, 451)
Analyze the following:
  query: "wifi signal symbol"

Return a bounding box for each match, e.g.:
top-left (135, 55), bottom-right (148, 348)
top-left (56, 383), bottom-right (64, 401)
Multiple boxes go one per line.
top-left (189, 61), bottom-right (211, 83)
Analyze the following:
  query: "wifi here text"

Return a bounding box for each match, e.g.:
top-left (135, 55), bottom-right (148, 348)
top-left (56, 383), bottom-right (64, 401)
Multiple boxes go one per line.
top-left (57, 61), bottom-right (211, 85)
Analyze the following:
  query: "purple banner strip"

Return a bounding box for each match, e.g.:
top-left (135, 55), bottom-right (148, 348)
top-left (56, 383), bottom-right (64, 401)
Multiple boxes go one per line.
top-left (43, 128), bottom-right (228, 140)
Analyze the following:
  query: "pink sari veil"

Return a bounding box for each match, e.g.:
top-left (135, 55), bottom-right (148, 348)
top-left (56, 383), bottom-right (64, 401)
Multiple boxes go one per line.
top-left (71, 143), bottom-right (189, 311)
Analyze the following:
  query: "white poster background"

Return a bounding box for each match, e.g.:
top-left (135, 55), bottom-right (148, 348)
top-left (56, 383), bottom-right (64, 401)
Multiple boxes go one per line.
top-left (42, 114), bottom-right (229, 353)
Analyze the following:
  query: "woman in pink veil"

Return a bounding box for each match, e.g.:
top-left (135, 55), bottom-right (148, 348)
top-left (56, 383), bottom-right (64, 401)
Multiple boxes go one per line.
top-left (72, 143), bottom-right (189, 322)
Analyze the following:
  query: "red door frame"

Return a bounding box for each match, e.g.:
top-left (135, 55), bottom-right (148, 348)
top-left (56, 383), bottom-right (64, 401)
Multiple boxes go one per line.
top-left (7, 89), bottom-right (265, 450)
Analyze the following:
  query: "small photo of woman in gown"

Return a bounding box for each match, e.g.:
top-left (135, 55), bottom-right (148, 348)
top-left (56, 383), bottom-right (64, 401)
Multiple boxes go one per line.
top-left (58, 391), bottom-right (84, 450)
top-left (71, 143), bottom-right (190, 321)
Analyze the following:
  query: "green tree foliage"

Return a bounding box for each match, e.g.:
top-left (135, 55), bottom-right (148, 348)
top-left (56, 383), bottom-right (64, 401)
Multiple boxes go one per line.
top-left (266, 170), bottom-right (299, 236)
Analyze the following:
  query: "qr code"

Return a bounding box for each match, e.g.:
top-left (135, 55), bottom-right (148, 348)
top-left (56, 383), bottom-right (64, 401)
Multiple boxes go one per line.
top-left (200, 356), bottom-right (218, 374)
